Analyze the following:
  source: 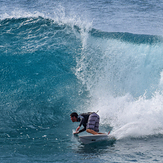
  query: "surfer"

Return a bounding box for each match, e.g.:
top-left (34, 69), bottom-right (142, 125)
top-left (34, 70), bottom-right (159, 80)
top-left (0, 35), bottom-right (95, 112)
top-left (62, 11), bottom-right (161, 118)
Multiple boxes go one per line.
top-left (70, 112), bottom-right (104, 135)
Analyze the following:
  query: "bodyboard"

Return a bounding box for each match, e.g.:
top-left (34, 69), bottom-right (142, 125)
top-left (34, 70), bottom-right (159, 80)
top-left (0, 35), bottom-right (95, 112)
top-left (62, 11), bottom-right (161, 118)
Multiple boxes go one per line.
top-left (79, 133), bottom-right (115, 144)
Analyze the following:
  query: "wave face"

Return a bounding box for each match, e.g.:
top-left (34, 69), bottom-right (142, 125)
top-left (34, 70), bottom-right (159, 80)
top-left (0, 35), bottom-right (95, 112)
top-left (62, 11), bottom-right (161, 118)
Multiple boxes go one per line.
top-left (0, 17), bottom-right (89, 137)
top-left (0, 17), bottom-right (163, 141)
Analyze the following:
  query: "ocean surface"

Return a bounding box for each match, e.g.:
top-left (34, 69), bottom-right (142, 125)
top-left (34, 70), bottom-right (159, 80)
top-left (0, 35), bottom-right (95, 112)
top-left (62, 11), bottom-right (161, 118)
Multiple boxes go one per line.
top-left (0, 0), bottom-right (163, 162)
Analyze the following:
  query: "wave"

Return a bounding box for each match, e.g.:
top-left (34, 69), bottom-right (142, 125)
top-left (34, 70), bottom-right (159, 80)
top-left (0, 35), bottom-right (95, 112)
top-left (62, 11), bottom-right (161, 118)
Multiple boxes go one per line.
top-left (0, 17), bottom-right (163, 139)
top-left (90, 29), bottom-right (163, 44)
top-left (0, 17), bottom-right (89, 136)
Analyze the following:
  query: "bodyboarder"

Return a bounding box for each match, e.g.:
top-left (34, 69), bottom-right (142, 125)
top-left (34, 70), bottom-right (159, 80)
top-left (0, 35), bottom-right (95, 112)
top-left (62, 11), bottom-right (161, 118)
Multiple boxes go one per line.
top-left (70, 112), bottom-right (104, 135)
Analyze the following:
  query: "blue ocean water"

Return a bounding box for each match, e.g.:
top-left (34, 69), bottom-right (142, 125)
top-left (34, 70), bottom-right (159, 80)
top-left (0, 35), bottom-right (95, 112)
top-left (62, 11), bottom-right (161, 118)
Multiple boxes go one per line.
top-left (0, 0), bottom-right (163, 162)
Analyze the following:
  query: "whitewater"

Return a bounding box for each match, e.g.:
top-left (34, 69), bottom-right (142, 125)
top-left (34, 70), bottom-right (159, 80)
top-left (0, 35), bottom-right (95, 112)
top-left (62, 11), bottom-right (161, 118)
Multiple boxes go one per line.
top-left (0, 0), bottom-right (163, 162)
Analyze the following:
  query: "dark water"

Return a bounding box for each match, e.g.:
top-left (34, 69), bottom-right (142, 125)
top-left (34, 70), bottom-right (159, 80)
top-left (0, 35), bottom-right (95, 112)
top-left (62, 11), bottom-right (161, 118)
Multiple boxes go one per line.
top-left (0, 0), bottom-right (163, 162)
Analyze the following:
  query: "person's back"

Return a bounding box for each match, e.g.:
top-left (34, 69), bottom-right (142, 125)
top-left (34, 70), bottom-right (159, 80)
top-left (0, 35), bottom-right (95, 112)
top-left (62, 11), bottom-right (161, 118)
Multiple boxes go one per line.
top-left (78, 112), bottom-right (93, 126)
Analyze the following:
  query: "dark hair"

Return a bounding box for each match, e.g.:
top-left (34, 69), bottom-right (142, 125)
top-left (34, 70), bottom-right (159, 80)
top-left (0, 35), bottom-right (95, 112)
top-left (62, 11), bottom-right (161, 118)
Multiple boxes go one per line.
top-left (70, 112), bottom-right (78, 118)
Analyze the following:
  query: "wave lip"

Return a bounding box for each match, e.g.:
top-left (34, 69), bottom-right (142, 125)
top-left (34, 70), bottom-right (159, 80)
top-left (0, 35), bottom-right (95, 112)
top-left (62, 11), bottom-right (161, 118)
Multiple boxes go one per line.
top-left (90, 29), bottom-right (163, 44)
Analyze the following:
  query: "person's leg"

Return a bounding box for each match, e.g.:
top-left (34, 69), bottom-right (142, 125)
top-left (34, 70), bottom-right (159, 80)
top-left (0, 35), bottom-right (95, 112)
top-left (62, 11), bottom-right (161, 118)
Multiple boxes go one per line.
top-left (86, 113), bottom-right (104, 135)
top-left (86, 128), bottom-right (99, 135)
top-left (94, 114), bottom-right (105, 134)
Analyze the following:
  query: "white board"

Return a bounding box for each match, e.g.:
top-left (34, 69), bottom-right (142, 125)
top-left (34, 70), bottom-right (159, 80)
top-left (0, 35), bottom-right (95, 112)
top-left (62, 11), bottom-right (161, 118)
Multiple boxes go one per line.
top-left (79, 134), bottom-right (115, 144)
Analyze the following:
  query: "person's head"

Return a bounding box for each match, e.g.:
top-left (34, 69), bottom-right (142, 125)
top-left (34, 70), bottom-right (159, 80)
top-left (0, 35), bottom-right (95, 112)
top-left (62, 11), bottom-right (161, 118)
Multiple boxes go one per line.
top-left (70, 112), bottom-right (78, 122)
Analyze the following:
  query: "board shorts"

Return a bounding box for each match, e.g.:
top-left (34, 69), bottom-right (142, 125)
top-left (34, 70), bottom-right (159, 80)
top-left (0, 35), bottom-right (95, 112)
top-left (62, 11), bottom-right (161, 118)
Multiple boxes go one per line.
top-left (86, 113), bottom-right (99, 132)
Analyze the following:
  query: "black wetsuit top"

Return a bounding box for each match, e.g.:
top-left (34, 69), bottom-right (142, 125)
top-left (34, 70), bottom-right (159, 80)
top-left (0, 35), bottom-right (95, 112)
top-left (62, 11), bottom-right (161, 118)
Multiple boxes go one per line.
top-left (77, 112), bottom-right (93, 133)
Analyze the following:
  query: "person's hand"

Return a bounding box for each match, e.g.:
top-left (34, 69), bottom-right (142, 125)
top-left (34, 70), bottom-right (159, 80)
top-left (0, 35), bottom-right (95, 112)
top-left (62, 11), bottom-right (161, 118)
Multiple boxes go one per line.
top-left (73, 131), bottom-right (79, 135)
top-left (76, 126), bottom-right (80, 132)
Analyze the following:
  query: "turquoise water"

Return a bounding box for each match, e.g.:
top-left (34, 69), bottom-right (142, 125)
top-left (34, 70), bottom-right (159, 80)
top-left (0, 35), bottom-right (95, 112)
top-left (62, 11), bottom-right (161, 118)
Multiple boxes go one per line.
top-left (0, 0), bottom-right (163, 162)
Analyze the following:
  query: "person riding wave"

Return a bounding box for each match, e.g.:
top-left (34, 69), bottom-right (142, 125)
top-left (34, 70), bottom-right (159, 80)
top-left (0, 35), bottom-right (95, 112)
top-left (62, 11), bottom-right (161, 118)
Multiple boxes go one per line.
top-left (70, 112), bottom-right (104, 135)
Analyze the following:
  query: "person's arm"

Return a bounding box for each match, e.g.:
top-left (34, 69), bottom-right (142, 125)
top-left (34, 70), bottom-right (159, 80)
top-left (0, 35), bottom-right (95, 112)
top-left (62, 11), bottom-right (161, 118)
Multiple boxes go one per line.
top-left (78, 127), bottom-right (86, 133)
top-left (78, 115), bottom-right (85, 127)
top-left (73, 115), bottom-right (85, 134)
top-left (76, 126), bottom-right (80, 132)
top-left (74, 126), bottom-right (86, 134)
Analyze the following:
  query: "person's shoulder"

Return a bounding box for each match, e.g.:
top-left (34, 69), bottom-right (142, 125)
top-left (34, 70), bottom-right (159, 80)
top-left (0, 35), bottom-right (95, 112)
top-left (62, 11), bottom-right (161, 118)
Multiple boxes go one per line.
top-left (78, 114), bottom-right (84, 118)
